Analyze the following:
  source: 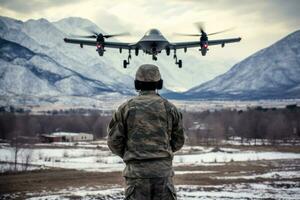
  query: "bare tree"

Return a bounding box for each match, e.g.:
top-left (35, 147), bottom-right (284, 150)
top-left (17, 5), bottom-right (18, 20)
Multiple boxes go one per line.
top-left (22, 149), bottom-right (33, 171)
top-left (211, 121), bottom-right (225, 146)
top-left (266, 113), bottom-right (290, 145)
top-left (10, 131), bottom-right (23, 171)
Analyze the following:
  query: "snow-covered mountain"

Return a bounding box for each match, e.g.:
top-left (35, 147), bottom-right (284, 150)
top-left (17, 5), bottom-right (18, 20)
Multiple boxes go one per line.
top-left (0, 16), bottom-right (137, 106)
top-left (185, 30), bottom-right (300, 99)
top-left (0, 37), bottom-right (114, 95)
top-left (0, 16), bottom-right (134, 93)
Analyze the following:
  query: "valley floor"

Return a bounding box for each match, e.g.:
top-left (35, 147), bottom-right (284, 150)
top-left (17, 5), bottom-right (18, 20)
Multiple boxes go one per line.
top-left (1, 159), bottom-right (300, 200)
top-left (0, 143), bottom-right (299, 199)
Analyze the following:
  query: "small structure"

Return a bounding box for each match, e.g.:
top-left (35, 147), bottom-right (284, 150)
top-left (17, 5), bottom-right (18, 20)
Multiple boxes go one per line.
top-left (40, 132), bottom-right (94, 143)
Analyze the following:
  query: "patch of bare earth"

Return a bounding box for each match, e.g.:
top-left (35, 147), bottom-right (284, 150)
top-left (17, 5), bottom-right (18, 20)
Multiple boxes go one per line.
top-left (174, 159), bottom-right (300, 185)
top-left (1, 159), bottom-right (299, 198)
top-left (0, 169), bottom-right (123, 196)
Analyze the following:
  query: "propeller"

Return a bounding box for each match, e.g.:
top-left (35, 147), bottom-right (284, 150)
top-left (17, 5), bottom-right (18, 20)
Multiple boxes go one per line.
top-left (174, 22), bottom-right (234, 37)
top-left (70, 28), bottom-right (130, 39)
top-left (195, 22), bottom-right (205, 35)
top-left (103, 32), bottom-right (130, 38)
top-left (206, 28), bottom-right (235, 36)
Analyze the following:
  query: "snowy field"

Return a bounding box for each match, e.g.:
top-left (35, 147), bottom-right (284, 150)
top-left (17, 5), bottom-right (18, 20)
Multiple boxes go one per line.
top-left (1, 141), bottom-right (300, 199)
top-left (2, 182), bottom-right (296, 200)
top-left (1, 142), bottom-right (300, 172)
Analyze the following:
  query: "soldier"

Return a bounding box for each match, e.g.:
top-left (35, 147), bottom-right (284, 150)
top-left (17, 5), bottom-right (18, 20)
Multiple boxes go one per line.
top-left (107, 64), bottom-right (185, 200)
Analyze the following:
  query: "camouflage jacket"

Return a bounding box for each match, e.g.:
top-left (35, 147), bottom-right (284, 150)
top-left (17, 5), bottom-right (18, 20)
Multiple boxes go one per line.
top-left (107, 90), bottom-right (185, 178)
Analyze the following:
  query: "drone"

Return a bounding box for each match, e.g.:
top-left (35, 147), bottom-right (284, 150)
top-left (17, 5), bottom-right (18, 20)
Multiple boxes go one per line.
top-left (64, 23), bottom-right (241, 68)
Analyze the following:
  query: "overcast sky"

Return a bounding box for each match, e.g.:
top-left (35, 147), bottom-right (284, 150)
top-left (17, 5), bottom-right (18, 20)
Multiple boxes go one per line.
top-left (1, 0), bottom-right (300, 62)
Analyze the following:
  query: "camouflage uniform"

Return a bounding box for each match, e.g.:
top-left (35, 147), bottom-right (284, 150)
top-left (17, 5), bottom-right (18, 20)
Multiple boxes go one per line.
top-left (108, 64), bottom-right (184, 200)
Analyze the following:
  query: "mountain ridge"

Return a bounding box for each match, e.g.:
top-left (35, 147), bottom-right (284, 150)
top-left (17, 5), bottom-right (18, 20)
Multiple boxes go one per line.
top-left (0, 37), bottom-right (114, 96)
top-left (183, 29), bottom-right (300, 100)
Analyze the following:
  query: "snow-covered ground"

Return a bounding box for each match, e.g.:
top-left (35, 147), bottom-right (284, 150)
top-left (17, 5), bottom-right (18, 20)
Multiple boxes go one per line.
top-left (176, 182), bottom-right (300, 200)
top-left (215, 171), bottom-right (300, 180)
top-left (1, 141), bottom-right (300, 199)
top-left (1, 143), bottom-right (299, 172)
top-left (5, 182), bottom-right (299, 200)
top-left (0, 162), bottom-right (44, 173)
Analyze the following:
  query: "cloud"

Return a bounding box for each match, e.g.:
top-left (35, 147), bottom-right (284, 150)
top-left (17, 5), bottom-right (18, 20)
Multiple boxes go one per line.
top-left (181, 0), bottom-right (300, 28)
top-left (0, 0), bottom-right (299, 61)
top-left (92, 9), bottom-right (135, 35)
top-left (0, 0), bottom-right (83, 13)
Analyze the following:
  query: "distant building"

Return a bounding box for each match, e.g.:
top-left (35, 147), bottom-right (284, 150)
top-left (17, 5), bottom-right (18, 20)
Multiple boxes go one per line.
top-left (40, 132), bottom-right (94, 143)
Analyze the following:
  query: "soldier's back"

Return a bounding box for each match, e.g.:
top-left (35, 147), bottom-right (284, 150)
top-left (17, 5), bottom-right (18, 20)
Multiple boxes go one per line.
top-left (122, 91), bottom-right (175, 178)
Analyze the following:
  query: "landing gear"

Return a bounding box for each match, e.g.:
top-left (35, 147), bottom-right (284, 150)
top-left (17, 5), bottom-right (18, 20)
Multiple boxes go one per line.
top-left (152, 54), bottom-right (157, 61)
top-left (135, 48), bottom-right (139, 56)
top-left (123, 50), bottom-right (132, 68)
top-left (173, 50), bottom-right (183, 68)
top-left (177, 59), bottom-right (182, 68)
top-left (123, 60), bottom-right (129, 68)
top-left (166, 48), bottom-right (170, 56)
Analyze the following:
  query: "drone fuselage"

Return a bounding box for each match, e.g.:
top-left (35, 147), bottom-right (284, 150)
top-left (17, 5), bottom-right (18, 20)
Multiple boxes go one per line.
top-left (137, 29), bottom-right (170, 55)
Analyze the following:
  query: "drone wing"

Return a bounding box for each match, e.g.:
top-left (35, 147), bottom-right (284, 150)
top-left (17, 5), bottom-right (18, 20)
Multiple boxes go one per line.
top-left (169, 41), bottom-right (200, 49)
top-left (170, 37), bottom-right (241, 49)
top-left (64, 38), bottom-right (135, 49)
top-left (208, 37), bottom-right (241, 46)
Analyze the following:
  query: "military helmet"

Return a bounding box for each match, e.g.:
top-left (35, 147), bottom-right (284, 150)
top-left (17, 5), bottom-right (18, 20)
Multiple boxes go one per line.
top-left (135, 64), bottom-right (163, 90)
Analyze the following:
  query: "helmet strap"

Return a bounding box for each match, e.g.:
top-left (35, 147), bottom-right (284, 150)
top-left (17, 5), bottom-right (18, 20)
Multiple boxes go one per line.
top-left (135, 80), bottom-right (163, 90)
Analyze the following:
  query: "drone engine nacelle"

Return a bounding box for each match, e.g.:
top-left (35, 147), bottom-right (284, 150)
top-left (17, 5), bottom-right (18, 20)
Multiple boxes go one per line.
top-left (166, 47), bottom-right (170, 56)
top-left (96, 43), bottom-right (105, 56)
top-left (200, 41), bottom-right (208, 56)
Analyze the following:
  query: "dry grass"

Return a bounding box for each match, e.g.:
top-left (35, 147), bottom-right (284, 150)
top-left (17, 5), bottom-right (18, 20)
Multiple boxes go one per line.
top-left (174, 159), bottom-right (300, 185)
top-left (0, 169), bottom-right (123, 195)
